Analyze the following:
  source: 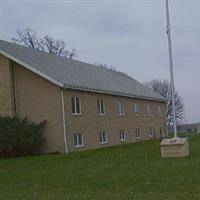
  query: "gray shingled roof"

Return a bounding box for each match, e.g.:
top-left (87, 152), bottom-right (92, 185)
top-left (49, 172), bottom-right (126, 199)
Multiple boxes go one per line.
top-left (0, 39), bottom-right (165, 102)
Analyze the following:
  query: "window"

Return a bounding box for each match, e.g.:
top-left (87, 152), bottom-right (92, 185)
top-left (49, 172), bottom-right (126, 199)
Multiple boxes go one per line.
top-left (160, 127), bottom-right (166, 138)
top-left (147, 104), bottom-right (152, 116)
top-left (97, 99), bottom-right (105, 115)
top-left (119, 129), bottom-right (126, 141)
top-left (158, 106), bottom-right (162, 116)
top-left (74, 133), bottom-right (83, 147)
top-left (134, 103), bottom-right (140, 116)
top-left (118, 101), bottom-right (125, 116)
top-left (72, 97), bottom-right (81, 114)
top-left (149, 127), bottom-right (154, 138)
top-left (135, 128), bottom-right (141, 139)
top-left (99, 131), bottom-right (107, 144)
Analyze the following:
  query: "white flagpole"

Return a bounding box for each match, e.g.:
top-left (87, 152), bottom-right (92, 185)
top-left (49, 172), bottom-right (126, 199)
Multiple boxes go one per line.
top-left (0, 0), bottom-right (3, 39)
top-left (165, 0), bottom-right (177, 138)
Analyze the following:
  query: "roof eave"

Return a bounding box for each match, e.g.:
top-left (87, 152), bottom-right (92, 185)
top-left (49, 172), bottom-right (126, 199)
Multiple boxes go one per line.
top-left (63, 85), bottom-right (166, 103)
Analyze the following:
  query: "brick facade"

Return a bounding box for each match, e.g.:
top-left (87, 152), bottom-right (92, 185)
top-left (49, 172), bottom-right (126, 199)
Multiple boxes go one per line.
top-left (0, 55), bottom-right (14, 116)
top-left (64, 90), bottom-right (166, 152)
top-left (0, 55), bottom-right (167, 153)
top-left (14, 63), bottom-right (65, 153)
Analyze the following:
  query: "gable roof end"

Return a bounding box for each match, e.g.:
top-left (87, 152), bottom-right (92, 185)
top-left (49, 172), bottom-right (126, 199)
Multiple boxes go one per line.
top-left (0, 49), bottom-right (64, 87)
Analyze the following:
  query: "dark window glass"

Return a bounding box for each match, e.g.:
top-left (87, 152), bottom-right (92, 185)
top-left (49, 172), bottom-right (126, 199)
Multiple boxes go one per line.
top-left (101, 100), bottom-right (104, 114)
top-left (74, 134), bottom-right (77, 146)
top-left (76, 97), bottom-right (80, 114)
top-left (78, 133), bottom-right (82, 145)
top-left (97, 100), bottom-right (100, 114)
top-left (72, 97), bottom-right (75, 113)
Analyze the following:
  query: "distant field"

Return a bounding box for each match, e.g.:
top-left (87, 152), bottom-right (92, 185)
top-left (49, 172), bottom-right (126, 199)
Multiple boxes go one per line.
top-left (0, 133), bottom-right (199, 200)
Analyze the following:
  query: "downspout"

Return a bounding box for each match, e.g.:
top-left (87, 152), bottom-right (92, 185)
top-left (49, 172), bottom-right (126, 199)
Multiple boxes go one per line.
top-left (13, 63), bottom-right (17, 115)
top-left (10, 61), bottom-right (17, 115)
top-left (61, 88), bottom-right (68, 154)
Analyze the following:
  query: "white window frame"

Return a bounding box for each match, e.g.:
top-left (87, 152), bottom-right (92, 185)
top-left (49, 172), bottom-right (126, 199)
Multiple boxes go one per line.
top-left (118, 101), bottom-right (125, 116)
top-left (160, 127), bottom-right (166, 138)
top-left (134, 103), bottom-right (140, 116)
top-left (158, 106), bottom-right (162, 117)
top-left (147, 104), bottom-right (152, 116)
top-left (74, 133), bottom-right (84, 147)
top-left (97, 99), bottom-right (106, 115)
top-left (135, 128), bottom-right (141, 140)
top-left (119, 129), bottom-right (126, 141)
top-left (72, 97), bottom-right (81, 115)
top-left (149, 127), bottom-right (154, 138)
top-left (99, 131), bottom-right (107, 144)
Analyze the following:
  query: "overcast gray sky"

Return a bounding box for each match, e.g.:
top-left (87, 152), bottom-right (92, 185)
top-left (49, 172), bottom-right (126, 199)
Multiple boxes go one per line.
top-left (0, 0), bottom-right (199, 123)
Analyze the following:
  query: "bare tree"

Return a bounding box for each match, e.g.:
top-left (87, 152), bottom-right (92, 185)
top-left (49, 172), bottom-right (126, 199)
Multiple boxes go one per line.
top-left (145, 79), bottom-right (184, 126)
top-left (12, 28), bottom-right (40, 49)
top-left (12, 28), bottom-right (77, 59)
top-left (94, 62), bottom-right (117, 71)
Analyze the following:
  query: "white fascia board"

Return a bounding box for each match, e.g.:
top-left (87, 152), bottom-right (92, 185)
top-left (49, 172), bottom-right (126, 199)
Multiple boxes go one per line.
top-left (64, 86), bottom-right (166, 103)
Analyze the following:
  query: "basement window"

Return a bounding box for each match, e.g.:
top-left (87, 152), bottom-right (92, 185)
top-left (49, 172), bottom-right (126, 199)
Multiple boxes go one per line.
top-left (160, 127), bottom-right (166, 138)
top-left (99, 131), bottom-right (107, 144)
top-left (135, 128), bottom-right (141, 140)
top-left (74, 133), bottom-right (84, 147)
top-left (97, 99), bottom-right (105, 115)
top-left (149, 127), bottom-right (154, 138)
top-left (119, 129), bottom-right (126, 141)
top-left (72, 97), bottom-right (81, 115)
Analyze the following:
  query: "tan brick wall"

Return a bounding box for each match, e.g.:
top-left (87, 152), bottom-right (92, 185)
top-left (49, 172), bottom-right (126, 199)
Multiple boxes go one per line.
top-left (0, 54), bottom-right (167, 154)
top-left (14, 63), bottom-right (65, 153)
top-left (64, 90), bottom-right (167, 152)
top-left (0, 55), bottom-right (14, 116)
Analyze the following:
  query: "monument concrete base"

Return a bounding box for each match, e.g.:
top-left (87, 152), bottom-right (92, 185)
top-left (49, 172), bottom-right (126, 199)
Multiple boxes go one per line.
top-left (160, 137), bottom-right (189, 158)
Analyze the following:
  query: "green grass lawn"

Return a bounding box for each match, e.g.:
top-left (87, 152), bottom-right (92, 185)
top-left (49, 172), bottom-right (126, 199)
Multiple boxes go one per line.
top-left (0, 134), bottom-right (200, 200)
